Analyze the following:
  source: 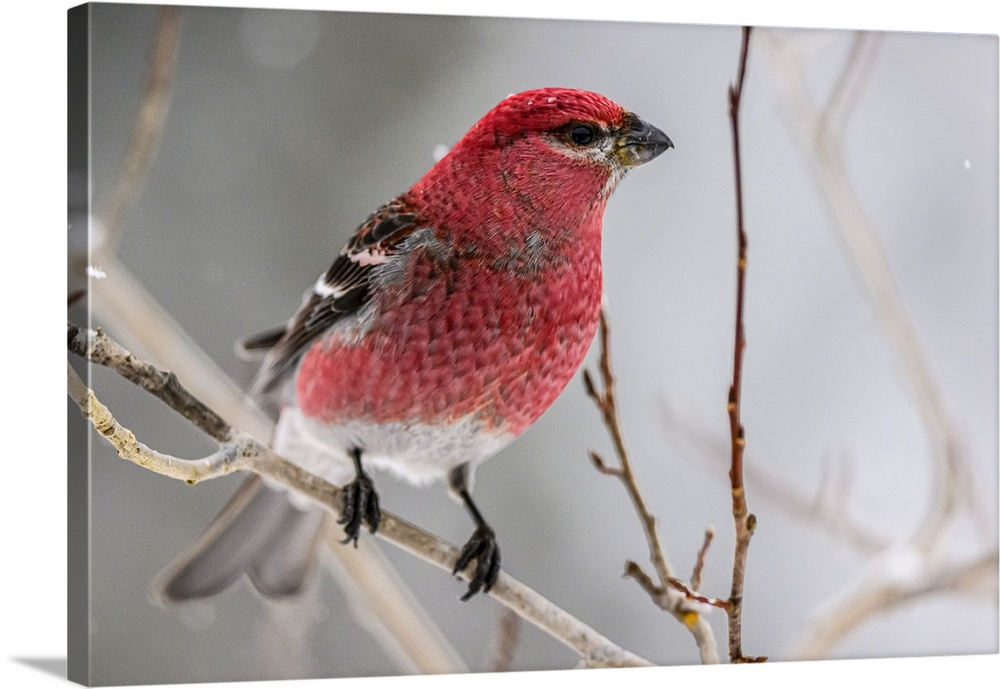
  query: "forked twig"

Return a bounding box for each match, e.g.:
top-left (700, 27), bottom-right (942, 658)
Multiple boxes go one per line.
top-left (584, 313), bottom-right (722, 665)
top-left (583, 312), bottom-right (672, 587)
top-left (67, 323), bottom-right (651, 669)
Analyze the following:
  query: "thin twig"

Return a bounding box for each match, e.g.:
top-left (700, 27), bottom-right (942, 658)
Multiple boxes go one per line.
top-left (67, 324), bottom-right (651, 669)
top-left (97, 5), bottom-right (182, 247)
top-left (69, 321), bottom-right (230, 442)
top-left (584, 312), bottom-right (721, 664)
top-left (583, 312), bottom-right (672, 588)
top-left (691, 528), bottom-right (714, 591)
top-left (723, 25), bottom-right (765, 665)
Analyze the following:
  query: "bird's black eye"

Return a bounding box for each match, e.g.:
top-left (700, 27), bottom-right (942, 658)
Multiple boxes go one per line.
top-left (569, 124), bottom-right (596, 146)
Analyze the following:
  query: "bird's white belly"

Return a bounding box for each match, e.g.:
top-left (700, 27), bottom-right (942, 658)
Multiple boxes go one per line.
top-left (269, 406), bottom-right (514, 509)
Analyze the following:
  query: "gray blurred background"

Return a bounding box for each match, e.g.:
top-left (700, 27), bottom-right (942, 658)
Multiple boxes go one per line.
top-left (69, 3), bottom-right (998, 685)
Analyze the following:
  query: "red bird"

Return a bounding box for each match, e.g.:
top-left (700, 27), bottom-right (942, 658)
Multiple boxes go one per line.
top-left (155, 88), bottom-right (672, 601)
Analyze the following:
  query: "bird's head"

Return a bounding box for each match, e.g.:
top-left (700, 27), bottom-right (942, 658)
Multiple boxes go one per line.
top-left (410, 88), bottom-right (672, 239)
top-left (461, 88), bottom-right (671, 196)
top-left (481, 88), bottom-right (671, 166)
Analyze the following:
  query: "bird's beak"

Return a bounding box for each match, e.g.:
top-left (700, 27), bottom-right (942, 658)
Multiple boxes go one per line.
top-left (615, 112), bottom-right (673, 168)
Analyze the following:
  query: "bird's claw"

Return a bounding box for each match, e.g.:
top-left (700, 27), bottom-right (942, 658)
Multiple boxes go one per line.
top-left (338, 472), bottom-right (381, 546)
top-left (452, 525), bottom-right (501, 601)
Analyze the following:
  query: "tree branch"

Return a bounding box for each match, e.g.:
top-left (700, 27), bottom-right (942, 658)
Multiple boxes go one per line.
top-left (760, 28), bottom-right (986, 551)
top-left (486, 608), bottom-right (522, 672)
top-left (584, 312), bottom-right (721, 665)
top-left (788, 548), bottom-right (999, 660)
top-left (663, 410), bottom-right (890, 555)
top-left (758, 27), bottom-right (997, 659)
top-left (724, 25), bottom-right (765, 664)
top-left (691, 528), bottom-right (714, 592)
top-left (68, 323), bottom-right (652, 669)
top-left (583, 312), bottom-right (672, 586)
top-left (97, 5), bottom-right (182, 249)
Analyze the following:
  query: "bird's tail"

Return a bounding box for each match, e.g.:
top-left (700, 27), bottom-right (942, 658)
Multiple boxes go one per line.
top-left (151, 475), bottom-right (327, 603)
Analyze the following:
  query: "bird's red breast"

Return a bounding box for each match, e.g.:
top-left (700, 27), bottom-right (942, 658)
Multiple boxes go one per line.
top-left (296, 208), bottom-right (604, 436)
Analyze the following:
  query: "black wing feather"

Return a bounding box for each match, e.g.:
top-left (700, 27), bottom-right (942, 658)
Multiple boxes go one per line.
top-left (247, 199), bottom-right (421, 396)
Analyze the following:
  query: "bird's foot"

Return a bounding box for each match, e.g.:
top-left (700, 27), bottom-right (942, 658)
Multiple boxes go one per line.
top-left (452, 525), bottom-right (501, 601)
top-left (338, 470), bottom-right (381, 547)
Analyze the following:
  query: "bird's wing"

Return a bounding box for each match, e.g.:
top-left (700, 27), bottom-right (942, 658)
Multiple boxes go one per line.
top-left (245, 199), bottom-right (421, 395)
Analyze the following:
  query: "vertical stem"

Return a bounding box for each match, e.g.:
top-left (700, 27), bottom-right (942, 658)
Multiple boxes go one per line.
top-left (725, 26), bottom-right (765, 664)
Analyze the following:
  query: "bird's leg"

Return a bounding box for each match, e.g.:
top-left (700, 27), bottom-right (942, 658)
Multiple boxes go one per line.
top-left (448, 465), bottom-right (501, 601)
top-left (338, 446), bottom-right (381, 546)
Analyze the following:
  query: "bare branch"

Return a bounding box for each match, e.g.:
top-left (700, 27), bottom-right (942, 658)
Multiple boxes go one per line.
top-left (622, 562), bottom-right (725, 612)
top-left (724, 25), bottom-right (765, 665)
top-left (760, 28), bottom-right (985, 551)
top-left (68, 325), bottom-right (652, 669)
top-left (758, 28), bottom-right (997, 659)
top-left (691, 528), bottom-right (714, 591)
top-left (588, 450), bottom-right (623, 478)
top-left (584, 312), bottom-right (721, 664)
top-left (586, 312), bottom-right (673, 587)
top-left (68, 362), bottom-right (245, 483)
top-left (68, 321), bottom-right (230, 442)
top-left (97, 5), bottom-right (182, 247)
top-left (664, 410), bottom-right (889, 554)
top-left (789, 549), bottom-right (999, 660)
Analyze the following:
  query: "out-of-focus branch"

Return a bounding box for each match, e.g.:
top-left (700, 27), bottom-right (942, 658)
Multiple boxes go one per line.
top-left (724, 25), bottom-right (765, 665)
top-left (789, 548), bottom-right (999, 659)
top-left (67, 325), bottom-right (652, 670)
top-left (97, 5), bottom-right (182, 249)
top-left (486, 608), bottom-right (522, 672)
top-left (317, 525), bottom-right (468, 674)
top-left (663, 408), bottom-right (889, 555)
top-left (81, 9), bottom-right (471, 673)
top-left (760, 28), bottom-right (984, 550)
top-left (584, 312), bottom-right (722, 665)
top-left (758, 28), bottom-right (997, 659)
top-left (820, 32), bottom-right (881, 137)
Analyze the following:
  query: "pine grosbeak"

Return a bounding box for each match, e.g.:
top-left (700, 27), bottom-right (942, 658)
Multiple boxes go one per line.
top-left (155, 88), bottom-right (672, 602)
